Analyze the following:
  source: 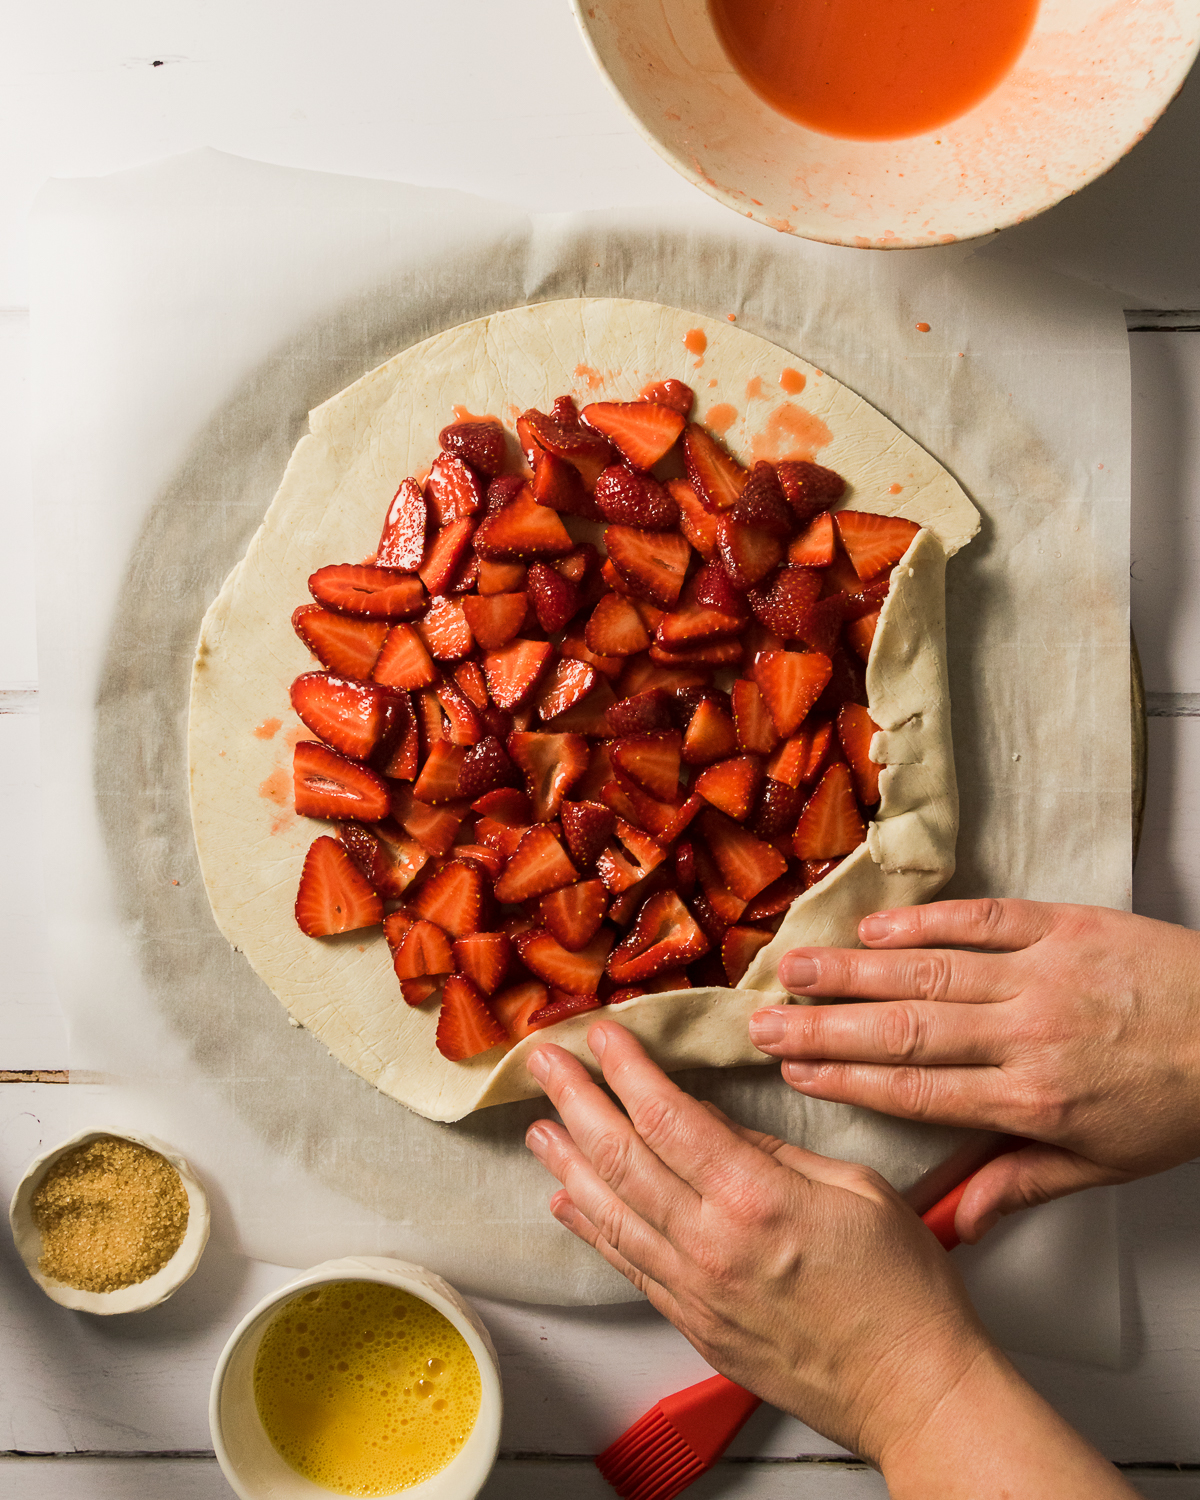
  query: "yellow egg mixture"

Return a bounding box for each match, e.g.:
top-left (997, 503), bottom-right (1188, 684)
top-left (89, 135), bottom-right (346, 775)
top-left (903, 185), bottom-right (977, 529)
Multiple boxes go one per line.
top-left (254, 1280), bottom-right (481, 1495)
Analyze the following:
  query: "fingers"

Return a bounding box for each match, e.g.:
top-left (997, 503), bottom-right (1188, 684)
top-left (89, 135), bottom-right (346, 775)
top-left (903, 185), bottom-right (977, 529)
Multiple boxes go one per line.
top-left (776, 1057), bottom-right (1026, 1134)
top-left (777, 944), bottom-right (1015, 1005)
top-left (856, 898), bottom-right (1057, 953)
top-left (750, 998), bottom-right (1006, 1067)
top-left (954, 1145), bottom-right (1130, 1244)
top-left (546, 1188), bottom-right (686, 1326)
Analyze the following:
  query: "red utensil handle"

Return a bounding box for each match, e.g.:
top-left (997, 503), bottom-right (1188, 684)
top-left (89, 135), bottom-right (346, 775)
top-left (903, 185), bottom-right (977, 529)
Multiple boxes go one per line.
top-left (919, 1137), bottom-right (1024, 1250)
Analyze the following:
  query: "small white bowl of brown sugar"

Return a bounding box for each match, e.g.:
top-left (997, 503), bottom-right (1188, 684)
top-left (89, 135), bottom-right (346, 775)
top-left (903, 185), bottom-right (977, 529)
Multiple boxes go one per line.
top-left (8, 1129), bottom-right (210, 1314)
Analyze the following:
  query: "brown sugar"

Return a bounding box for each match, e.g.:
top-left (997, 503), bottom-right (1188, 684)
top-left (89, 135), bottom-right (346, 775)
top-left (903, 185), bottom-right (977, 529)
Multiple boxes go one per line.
top-left (31, 1136), bottom-right (189, 1293)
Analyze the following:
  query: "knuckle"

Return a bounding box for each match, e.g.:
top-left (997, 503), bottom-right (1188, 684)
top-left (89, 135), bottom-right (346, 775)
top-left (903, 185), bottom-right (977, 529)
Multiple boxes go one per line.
top-left (630, 1092), bottom-right (677, 1155)
top-left (967, 897), bottom-right (1007, 940)
top-left (909, 952), bottom-right (953, 1002)
top-left (878, 1003), bottom-right (923, 1061)
top-left (590, 1129), bottom-right (637, 1192)
top-left (883, 1064), bottom-right (937, 1118)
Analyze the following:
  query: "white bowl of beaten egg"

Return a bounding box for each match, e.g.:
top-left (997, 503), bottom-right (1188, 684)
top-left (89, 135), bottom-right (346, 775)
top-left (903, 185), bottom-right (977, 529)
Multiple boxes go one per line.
top-left (210, 1257), bottom-right (502, 1500)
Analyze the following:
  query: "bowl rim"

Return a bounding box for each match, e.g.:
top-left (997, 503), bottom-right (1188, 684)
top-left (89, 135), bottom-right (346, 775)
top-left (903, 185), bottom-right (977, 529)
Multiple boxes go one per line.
top-left (209, 1255), bottom-right (503, 1500)
top-left (7, 1126), bottom-right (211, 1315)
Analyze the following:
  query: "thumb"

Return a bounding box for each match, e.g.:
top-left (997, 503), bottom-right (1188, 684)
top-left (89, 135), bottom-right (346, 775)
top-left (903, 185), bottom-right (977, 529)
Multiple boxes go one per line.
top-left (955, 1144), bottom-right (1128, 1244)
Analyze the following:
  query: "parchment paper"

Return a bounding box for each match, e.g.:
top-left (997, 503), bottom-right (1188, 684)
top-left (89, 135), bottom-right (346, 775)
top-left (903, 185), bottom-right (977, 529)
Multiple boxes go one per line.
top-left (29, 151), bottom-right (1128, 1358)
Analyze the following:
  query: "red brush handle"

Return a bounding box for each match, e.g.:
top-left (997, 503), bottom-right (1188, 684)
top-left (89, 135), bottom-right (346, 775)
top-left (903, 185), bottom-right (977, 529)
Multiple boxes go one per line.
top-left (920, 1137), bottom-right (1025, 1250)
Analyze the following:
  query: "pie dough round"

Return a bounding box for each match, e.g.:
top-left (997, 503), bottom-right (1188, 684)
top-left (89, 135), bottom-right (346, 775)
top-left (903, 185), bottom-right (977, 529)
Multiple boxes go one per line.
top-left (189, 298), bottom-right (978, 1122)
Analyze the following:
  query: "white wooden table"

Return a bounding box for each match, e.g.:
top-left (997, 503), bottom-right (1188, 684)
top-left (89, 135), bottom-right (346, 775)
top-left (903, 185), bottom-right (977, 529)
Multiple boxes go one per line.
top-left (3, 6), bottom-right (1200, 1495)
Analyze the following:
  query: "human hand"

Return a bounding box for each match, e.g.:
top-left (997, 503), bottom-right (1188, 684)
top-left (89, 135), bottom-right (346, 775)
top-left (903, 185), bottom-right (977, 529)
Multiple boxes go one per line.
top-left (753, 898), bottom-right (1200, 1242)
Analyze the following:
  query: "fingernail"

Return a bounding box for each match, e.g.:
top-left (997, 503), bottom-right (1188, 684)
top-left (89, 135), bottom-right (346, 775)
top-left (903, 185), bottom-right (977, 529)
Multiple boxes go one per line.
top-left (860, 912), bottom-right (892, 941)
top-left (526, 1122), bottom-right (553, 1153)
top-left (550, 1193), bottom-right (577, 1228)
top-left (748, 1009), bottom-right (785, 1046)
top-left (783, 1060), bottom-right (819, 1086)
top-left (527, 1049), bottom-right (550, 1083)
top-left (588, 1025), bottom-right (608, 1060)
top-left (779, 954), bottom-right (818, 989)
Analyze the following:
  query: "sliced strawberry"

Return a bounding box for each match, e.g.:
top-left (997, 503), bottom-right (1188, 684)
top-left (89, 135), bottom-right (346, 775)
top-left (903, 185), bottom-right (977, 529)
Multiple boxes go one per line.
top-left (834, 572), bottom-right (893, 622)
top-left (438, 419), bottom-right (507, 477)
top-left (802, 856), bottom-right (846, 889)
top-left (452, 931), bottom-right (512, 994)
top-left (412, 740), bottom-right (467, 804)
top-left (640, 378), bottom-right (694, 416)
top-left (390, 784), bottom-right (469, 855)
top-left (372, 623), bottom-right (438, 690)
top-left (418, 518), bottom-right (475, 594)
top-left (610, 731), bottom-right (681, 802)
top-left (777, 459), bottom-right (846, 522)
top-left (756, 651), bottom-right (833, 737)
top-left (295, 835), bottom-right (383, 936)
top-left (793, 762), bottom-right (867, 859)
top-left (425, 453), bottom-right (486, 526)
top-left (377, 477), bottom-right (427, 570)
top-left (452, 843), bottom-right (506, 879)
top-left (788, 511), bottom-right (836, 567)
top-left (690, 557), bottom-right (746, 615)
top-left (436, 973), bottom-right (506, 1061)
top-left (339, 820), bottom-right (428, 898)
top-left (717, 515), bottom-right (783, 590)
top-left (453, 660), bottom-right (489, 710)
top-left (722, 926), bottom-right (774, 984)
top-left (515, 926), bottom-right (614, 994)
top-left (741, 620), bottom-right (786, 682)
top-left (585, 593), bottom-right (652, 657)
top-left (525, 991), bottom-right (604, 1033)
top-left (613, 818), bottom-right (668, 880)
top-left (814, 645), bottom-right (867, 718)
top-left (594, 466), bottom-right (680, 529)
top-left (493, 980), bottom-right (551, 1042)
top-left (694, 755), bottom-right (764, 820)
top-left (601, 779), bottom-right (682, 841)
top-left (417, 596), bottom-right (473, 661)
top-left (393, 919), bottom-right (454, 980)
top-left (410, 859), bottom-right (488, 938)
top-left (433, 681), bottom-right (483, 746)
top-left (834, 512), bottom-right (921, 581)
top-left (508, 730), bottom-right (589, 819)
top-left (376, 694), bottom-right (420, 780)
top-left (476, 817), bottom-right (529, 857)
top-left (457, 734), bottom-right (521, 800)
top-left (533, 448), bottom-right (595, 517)
top-left (483, 639), bottom-right (554, 710)
top-left (560, 630), bottom-right (624, 681)
top-left (461, 592), bottom-right (528, 651)
top-left (309, 564), bottom-right (426, 619)
top-left (472, 786), bottom-right (531, 822)
top-left (521, 408), bottom-right (614, 490)
top-left (802, 720), bottom-right (836, 783)
top-left (699, 808), bottom-right (788, 901)
top-left (766, 734), bottom-right (810, 788)
top-left (729, 463), bottom-right (792, 538)
top-left (669, 477), bottom-right (718, 559)
top-left (294, 741), bottom-right (390, 821)
top-left (494, 824), bottom-right (579, 902)
top-left (539, 879), bottom-right (608, 951)
top-left (683, 424), bottom-right (746, 510)
top-left (606, 864), bottom-right (671, 927)
top-left (540, 676), bottom-right (617, 735)
top-left (293, 605), bottom-right (389, 680)
top-left (399, 976), bottom-right (441, 1007)
top-left (526, 561), bottom-right (580, 632)
top-left (750, 777), bottom-right (803, 838)
top-left (555, 543), bottom-right (599, 586)
top-left (681, 698), bottom-right (739, 767)
top-left (602, 688), bottom-right (673, 735)
top-left (536, 658), bottom-right (597, 721)
top-left (561, 800), bottom-right (617, 872)
top-left (290, 673), bottom-right (396, 760)
top-left (673, 840), bottom-right (696, 895)
top-left (695, 845), bottom-right (749, 926)
top-left (600, 558), bottom-right (638, 598)
top-left (743, 870), bottom-right (806, 921)
top-left (732, 678), bottom-right (780, 755)
top-left (582, 400), bottom-right (685, 469)
top-left (650, 640), bottom-right (742, 668)
top-left (474, 487), bottom-right (573, 560)
top-left (746, 567), bottom-right (822, 640)
top-left (605, 526), bottom-right (691, 609)
top-left (838, 702), bottom-right (882, 805)
top-left (449, 552), bottom-right (481, 596)
top-left (821, 545), bottom-right (864, 597)
top-left (607, 892), bottom-right (709, 983)
top-left (846, 610), bottom-right (880, 663)
top-left (478, 558), bottom-right (526, 595)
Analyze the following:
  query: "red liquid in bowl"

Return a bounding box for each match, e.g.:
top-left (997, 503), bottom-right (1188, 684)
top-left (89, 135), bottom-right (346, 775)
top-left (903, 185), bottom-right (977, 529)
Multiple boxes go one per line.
top-left (710, 0), bottom-right (1040, 141)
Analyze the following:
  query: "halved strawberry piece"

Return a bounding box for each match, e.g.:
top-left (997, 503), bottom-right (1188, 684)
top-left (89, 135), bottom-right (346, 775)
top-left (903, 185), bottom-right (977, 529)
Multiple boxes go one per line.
top-left (452, 931), bottom-right (512, 994)
top-left (699, 808), bottom-right (788, 901)
top-left (845, 610), bottom-right (880, 663)
top-left (526, 561), bottom-right (580, 633)
top-left (339, 820), bottom-right (428, 898)
top-left (802, 720), bottom-right (836, 782)
top-left (495, 825), bottom-right (579, 903)
top-left (640, 378), bottom-right (694, 416)
top-left (472, 786), bottom-right (531, 821)
top-left (834, 512), bottom-right (921, 581)
top-left (611, 818), bottom-right (667, 882)
top-left (448, 553), bottom-right (481, 594)
top-left (750, 777), bottom-right (803, 839)
top-left (483, 639), bottom-right (554, 710)
top-left (802, 856), bottom-right (846, 889)
top-left (602, 688), bottom-right (673, 735)
top-left (295, 835), bottom-right (383, 936)
top-left (777, 459), bottom-right (846, 522)
top-left (436, 974), bottom-right (506, 1061)
top-left (560, 630), bottom-right (624, 681)
top-left (539, 879), bottom-right (608, 951)
top-left (788, 511), bottom-right (836, 567)
top-left (650, 640), bottom-right (742, 668)
top-left (411, 860), bottom-right (488, 938)
top-left (294, 741), bottom-right (390, 821)
top-left (683, 424), bottom-right (746, 510)
top-left (669, 478), bottom-right (718, 559)
top-left (585, 593), bottom-right (651, 657)
top-left (742, 620), bottom-right (786, 681)
top-left (476, 817), bottom-right (529, 857)
top-left (729, 463), bottom-right (792, 537)
top-left (425, 453), bottom-right (486, 526)
top-left (821, 545), bottom-right (864, 597)
top-left (309, 564), bottom-right (426, 619)
top-left (293, 605), bottom-right (389, 680)
top-left (474, 487), bottom-right (573, 560)
top-left (732, 678), bottom-right (780, 755)
top-left (507, 730), bottom-right (589, 819)
top-left (610, 731), bottom-right (681, 802)
top-left (438, 419), bottom-right (507, 477)
top-left (372, 623), bottom-right (438, 689)
top-left (457, 735), bottom-right (521, 800)
top-left (722, 926), bottom-right (774, 984)
top-left (384, 908), bottom-right (413, 952)
top-left (605, 526), bottom-right (691, 609)
top-left (619, 657), bottom-right (710, 697)
top-left (540, 676), bottom-right (617, 735)
top-left (493, 979), bottom-right (551, 1042)
top-left (594, 466), bottom-right (680, 529)
top-left (814, 645), bottom-right (867, 718)
top-left (452, 843), bottom-right (506, 879)
top-left (533, 448), bottom-right (594, 517)
top-left (521, 408), bottom-right (614, 490)
top-left (743, 870), bottom-right (806, 922)
top-left (582, 400), bottom-right (685, 469)
top-left (606, 863), bottom-right (671, 927)
top-left (525, 991), bottom-right (604, 1033)
top-left (765, 735), bottom-right (809, 788)
top-left (377, 477), bottom-right (427, 570)
top-left (690, 558), bottom-right (746, 616)
top-left (418, 518), bottom-right (476, 594)
top-left (657, 790), bottom-right (703, 846)
top-left (376, 694), bottom-right (420, 780)
top-left (400, 977), bottom-right (441, 1007)
top-left (555, 543), bottom-right (599, 586)
top-left (681, 698), bottom-right (739, 766)
top-left (393, 919), bottom-right (454, 980)
top-left (434, 681), bottom-right (483, 746)
top-left (747, 567), bottom-right (822, 639)
top-left (695, 845), bottom-right (749, 927)
top-left (673, 840), bottom-right (696, 895)
top-left (290, 673), bottom-right (396, 760)
top-left (607, 891), bottom-right (709, 983)
top-left (717, 516), bottom-right (783, 590)
top-left (515, 926), bottom-right (614, 994)
top-left (536, 658), bottom-right (597, 721)
top-left (560, 800), bottom-right (616, 872)
top-left (756, 651), bottom-right (833, 737)
top-left (601, 779), bottom-right (682, 841)
top-left (693, 756), bottom-right (764, 820)
top-left (477, 558), bottom-right (526, 595)
top-left (390, 784), bottom-right (470, 855)
top-left (834, 572), bottom-right (893, 622)
top-left (793, 762), bottom-right (867, 859)
top-left (412, 740), bottom-right (467, 804)
top-left (417, 596), bottom-right (473, 661)
top-left (461, 592), bottom-right (528, 651)
top-left (838, 702), bottom-right (882, 805)
top-left (453, 660), bottom-right (489, 709)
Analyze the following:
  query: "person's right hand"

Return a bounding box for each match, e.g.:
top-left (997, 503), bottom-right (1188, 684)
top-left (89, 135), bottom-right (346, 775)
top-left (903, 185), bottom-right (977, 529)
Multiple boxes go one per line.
top-left (750, 899), bottom-right (1200, 1241)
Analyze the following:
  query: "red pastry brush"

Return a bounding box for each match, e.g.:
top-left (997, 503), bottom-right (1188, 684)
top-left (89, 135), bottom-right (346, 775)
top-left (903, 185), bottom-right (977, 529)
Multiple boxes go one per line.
top-left (595, 1137), bottom-right (1023, 1500)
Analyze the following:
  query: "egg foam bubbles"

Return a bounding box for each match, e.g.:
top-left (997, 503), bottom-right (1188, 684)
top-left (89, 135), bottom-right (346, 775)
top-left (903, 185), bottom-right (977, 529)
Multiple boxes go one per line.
top-left (253, 1279), bottom-right (481, 1495)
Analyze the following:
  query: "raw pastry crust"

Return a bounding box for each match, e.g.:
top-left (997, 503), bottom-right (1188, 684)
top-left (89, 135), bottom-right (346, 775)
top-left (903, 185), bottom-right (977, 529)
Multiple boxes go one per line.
top-left (189, 298), bottom-right (978, 1122)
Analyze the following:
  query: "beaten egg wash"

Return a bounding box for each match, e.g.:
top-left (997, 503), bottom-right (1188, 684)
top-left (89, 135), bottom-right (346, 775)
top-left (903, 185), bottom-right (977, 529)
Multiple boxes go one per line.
top-left (254, 1281), bottom-right (481, 1495)
top-left (710, 0), bottom-right (1040, 140)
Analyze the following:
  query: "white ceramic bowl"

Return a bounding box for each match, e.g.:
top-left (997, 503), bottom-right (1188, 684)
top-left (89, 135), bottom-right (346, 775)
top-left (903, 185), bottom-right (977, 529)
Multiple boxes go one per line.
top-left (571, 0), bottom-right (1200, 247)
top-left (8, 1127), bottom-right (210, 1314)
top-left (210, 1257), bottom-right (503, 1500)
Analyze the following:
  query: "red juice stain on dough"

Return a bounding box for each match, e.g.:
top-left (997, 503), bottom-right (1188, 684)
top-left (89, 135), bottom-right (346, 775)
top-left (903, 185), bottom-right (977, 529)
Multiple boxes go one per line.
top-left (284, 726), bottom-right (306, 750)
top-left (916, 322), bottom-right (932, 333)
top-left (254, 717), bottom-right (282, 740)
top-left (574, 363), bottom-right (605, 390)
top-left (750, 403), bottom-right (833, 463)
top-left (779, 367), bottom-right (806, 395)
top-left (706, 403), bottom-right (739, 435)
top-left (889, 483), bottom-right (904, 495)
top-left (745, 376), bottom-right (766, 401)
top-left (710, 0), bottom-right (1039, 140)
top-left (684, 329), bottom-right (707, 357)
top-left (726, 314), bottom-right (737, 322)
top-left (259, 766), bottom-right (291, 806)
top-left (451, 405), bottom-right (501, 424)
